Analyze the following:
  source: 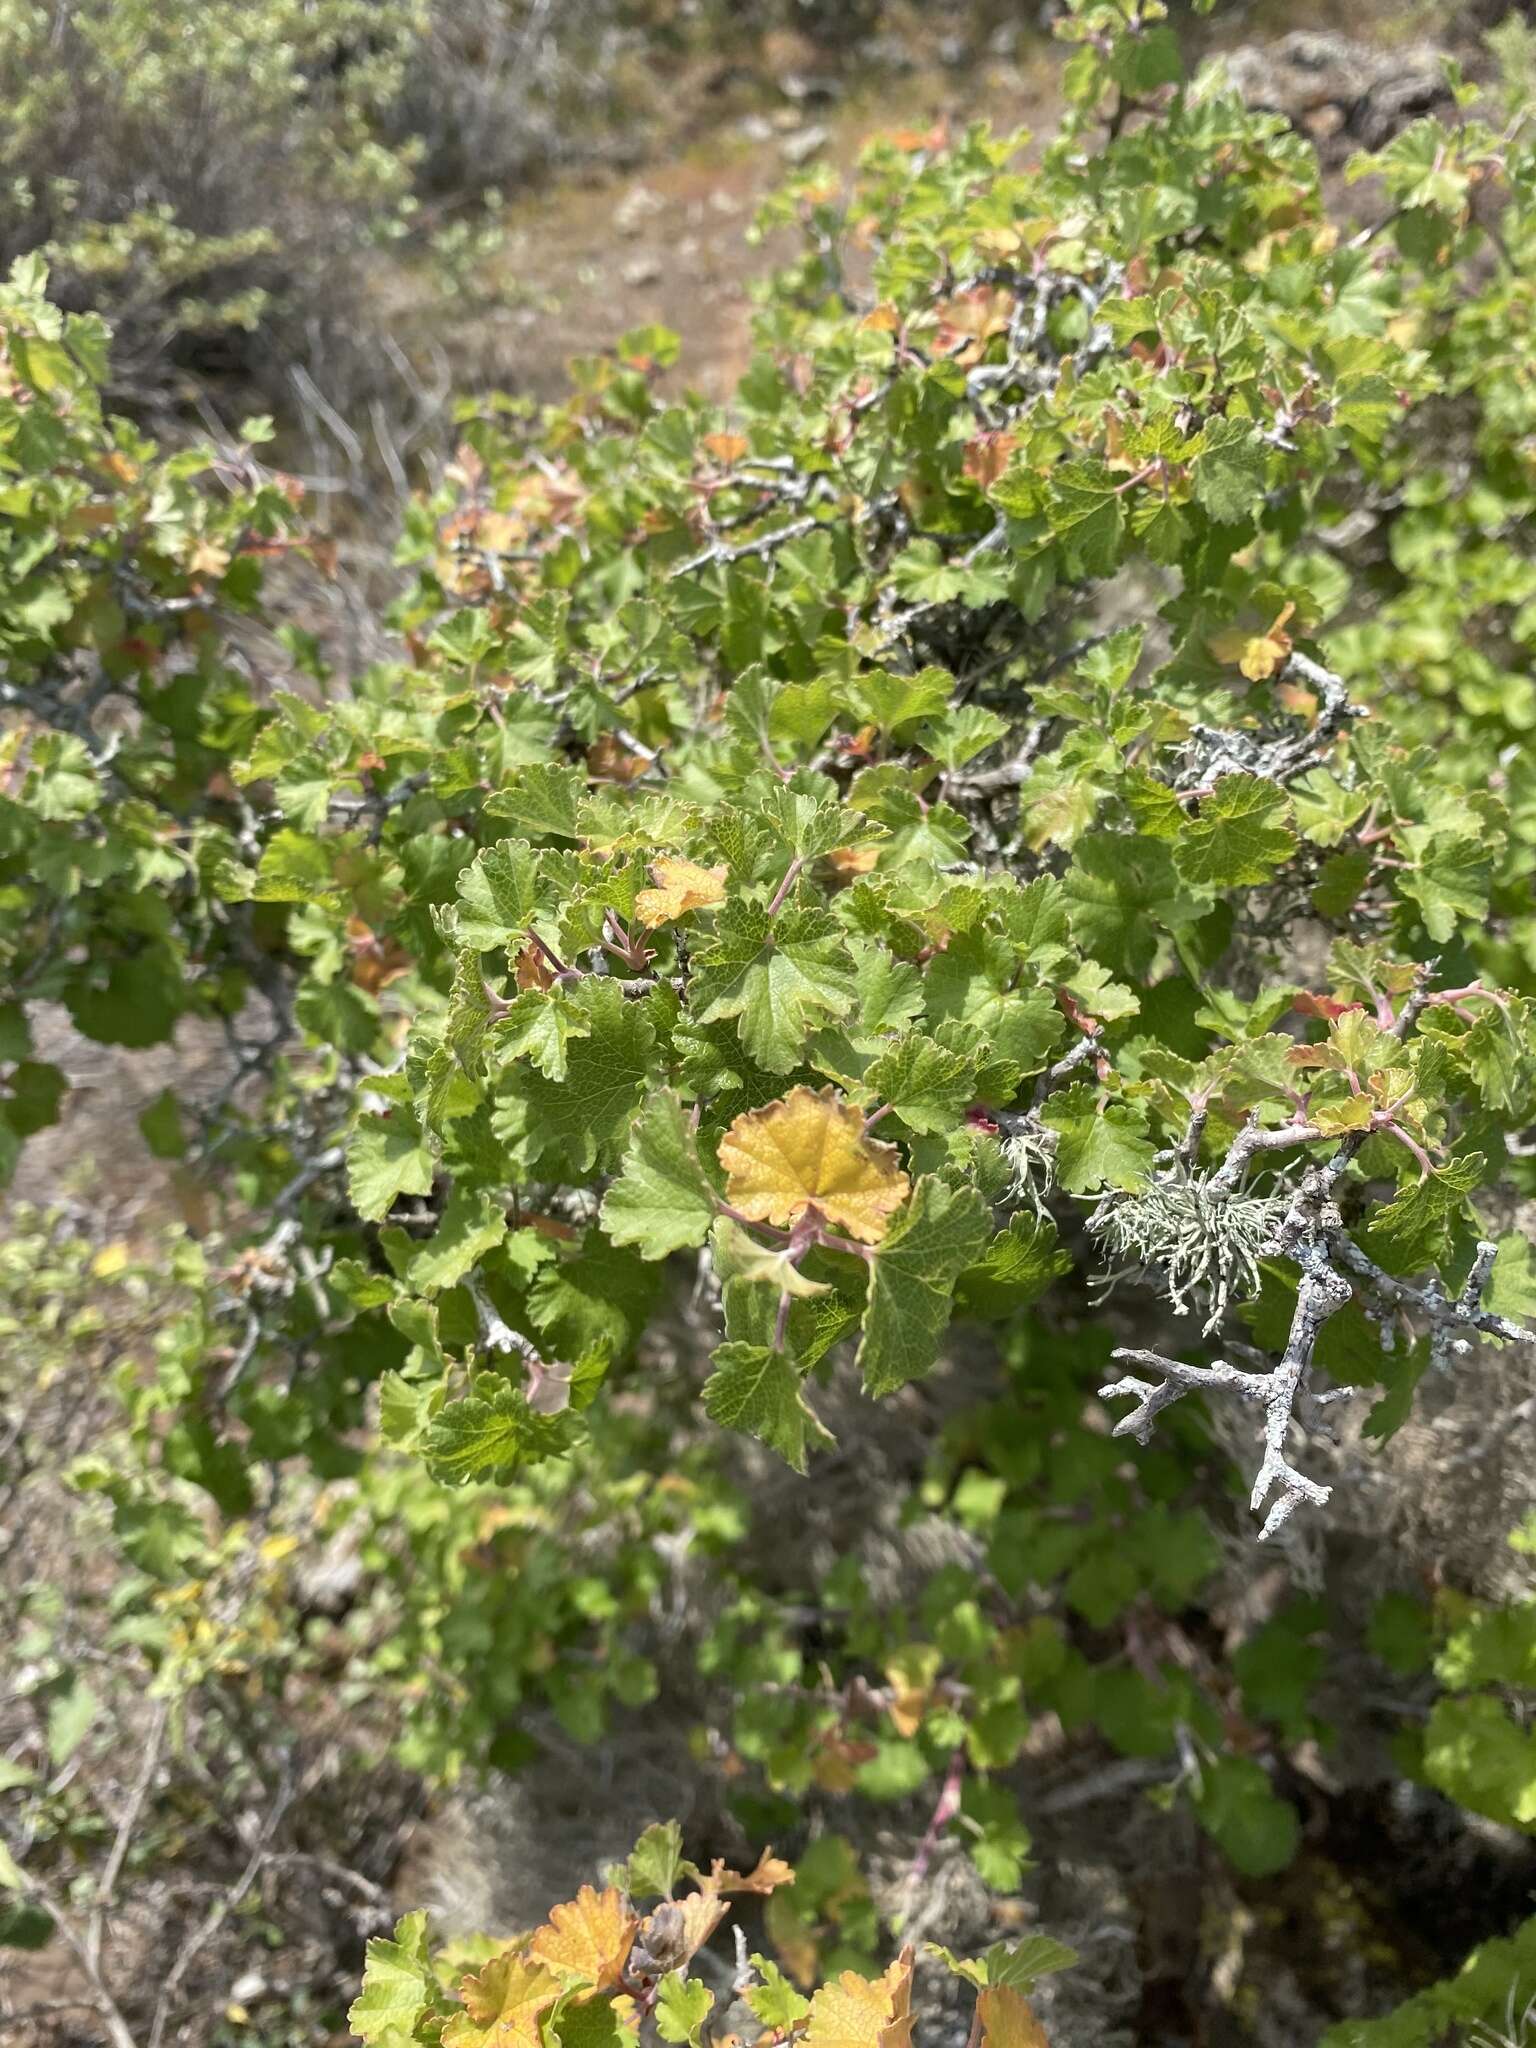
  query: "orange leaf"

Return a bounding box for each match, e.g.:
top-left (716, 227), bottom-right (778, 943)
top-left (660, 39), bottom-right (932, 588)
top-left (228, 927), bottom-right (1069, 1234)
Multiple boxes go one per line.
top-left (1292, 991), bottom-right (1363, 1021)
top-left (962, 432), bottom-right (1019, 489)
top-left (515, 943), bottom-right (557, 992)
top-left (445, 1952), bottom-right (562, 2048)
top-left (347, 915), bottom-right (412, 994)
top-left (529, 1885), bottom-right (638, 1992)
top-left (588, 731), bottom-right (649, 784)
top-left (703, 431), bottom-right (750, 465)
top-left (718, 1087), bottom-right (910, 1245)
top-left (702, 1846), bottom-right (796, 1897)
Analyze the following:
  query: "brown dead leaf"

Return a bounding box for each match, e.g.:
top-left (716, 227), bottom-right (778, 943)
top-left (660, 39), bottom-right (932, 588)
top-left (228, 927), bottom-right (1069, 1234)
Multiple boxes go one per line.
top-left (976, 1985), bottom-right (1050, 2048)
top-left (346, 915), bottom-right (412, 994)
top-left (963, 432), bottom-right (1019, 489)
top-left (588, 730), bottom-right (650, 784)
top-left (514, 943), bottom-right (557, 992)
top-left (933, 288), bottom-right (1015, 366)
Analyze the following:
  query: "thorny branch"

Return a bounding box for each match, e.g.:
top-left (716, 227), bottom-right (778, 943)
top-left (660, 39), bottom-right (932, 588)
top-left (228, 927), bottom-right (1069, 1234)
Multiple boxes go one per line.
top-left (1177, 649), bottom-right (1367, 793)
top-left (1098, 971), bottom-right (1532, 1538)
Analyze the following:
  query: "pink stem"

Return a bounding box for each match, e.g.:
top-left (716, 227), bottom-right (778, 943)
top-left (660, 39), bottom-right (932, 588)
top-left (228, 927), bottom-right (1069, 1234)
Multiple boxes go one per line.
top-left (766, 857), bottom-right (804, 917)
top-left (907, 1746), bottom-right (966, 1890)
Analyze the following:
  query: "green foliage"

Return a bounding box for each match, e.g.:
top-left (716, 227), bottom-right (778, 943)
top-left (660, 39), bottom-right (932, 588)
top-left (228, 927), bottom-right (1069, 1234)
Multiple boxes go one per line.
top-left (1320, 1914), bottom-right (1536, 2048)
top-left (7, 1), bottom-right (1536, 2038)
top-left (0, 0), bottom-right (427, 396)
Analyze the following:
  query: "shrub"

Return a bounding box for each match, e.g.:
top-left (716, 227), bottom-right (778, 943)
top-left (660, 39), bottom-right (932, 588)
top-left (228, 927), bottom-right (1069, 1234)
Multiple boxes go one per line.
top-left (5, 0), bottom-right (1536, 2038)
top-left (0, 0), bottom-right (426, 406)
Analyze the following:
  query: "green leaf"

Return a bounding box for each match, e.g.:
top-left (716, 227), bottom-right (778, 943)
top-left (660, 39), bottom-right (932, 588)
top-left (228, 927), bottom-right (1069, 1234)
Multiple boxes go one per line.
top-left (1422, 1695), bottom-right (1536, 1830)
top-left (1041, 1084), bottom-right (1156, 1194)
top-left (1487, 1234), bottom-right (1536, 1326)
top-left (456, 838), bottom-right (542, 951)
top-left (484, 762), bottom-right (584, 839)
top-left (925, 1935), bottom-right (1079, 1991)
top-left (1046, 460), bottom-right (1124, 577)
top-left (406, 1189), bottom-right (507, 1294)
top-left (862, 1031), bottom-right (976, 1135)
top-left (746, 1960), bottom-right (811, 2032)
top-left (528, 1238), bottom-right (659, 1359)
top-left (510, 979), bottom-right (657, 1171)
top-left (498, 987), bottom-right (590, 1084)
top-left (422, 1375), bottom-right (576, 1486)
top-left (858, 1176), bottom-right (991, 1397)
top-left (252, 828), bottom-right (339, 902)
top-left (1365, 1153), bottom-right (1485, 1274)
top-left (600, 1090), bottom-right (718, 1258)
top-left (614, 1819), bottom-right (693, 1901)
top-left (1063, 834), bottom-right (1194, 979)
top-left (959, 1779), bottom-right (1032, 1891)
top-left (0, 1898), bottom-right (51, 1950)
top-left (4, 1059), bottom-right (66, 1139)
top-left (1192, 1756), bottom-right (1299, 1877)
top-left (655, 1974), bottom-right (714, 2046)
top-left (703, 1342), bottom-right (833, 1473)
top-left (956, 1214), bottom-right (1071, 1319)
top-left (691, 899), bottom-right (856, 1074)
top-left (1175, 776), bottom-right (1296, 889)
top-left (347, 1114), bottom-right (435, 1222)
top-left (1192, 419), bottom-right (1267, 526)
top-left (46, 1675), bottom-right (98, 1766)
top-left (1399, 833), bottom-right (1493, 944)
top-left (348, 1912), bottom-right (436, 2045)
top-left (855, 666), bottom-right (956, 735)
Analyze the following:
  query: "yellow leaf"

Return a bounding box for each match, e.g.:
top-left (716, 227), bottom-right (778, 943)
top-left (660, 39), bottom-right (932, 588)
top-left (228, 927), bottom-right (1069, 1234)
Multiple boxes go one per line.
top-left (91, 1242), bottom-right (129, 1278)
top-left (188, 538), bottom-right (231, 580)
top-left (804, 1970), bottom-right (892, 2048)
top-left (1207, 603), bottom-right (1295, 683)
top-left (718, 1087), bottom-right (910, 1245)
top-left (529, 1885), bottom-right (638, 1991)
top-left (805, 1952), bottom-right (914, 2048)
top-left (445, 1952), bottom-right (563, 2048)
top-left (635, 857), bottom-right (729, 929)
top-left (884, 1644), bottom-right (941, 1738)
top-left (977, 1984), bottom-right (1050, 2048)
top-left (1311, 1095), bottom-right (1374, 1134)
